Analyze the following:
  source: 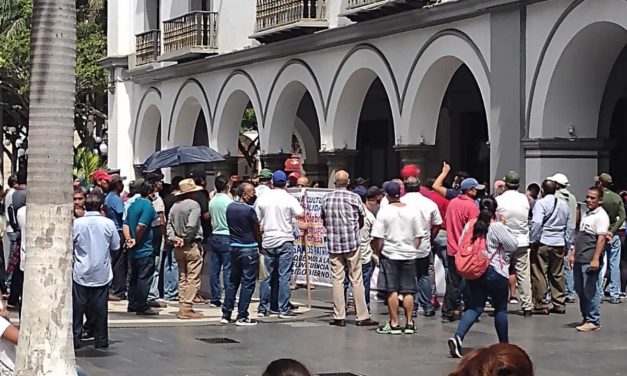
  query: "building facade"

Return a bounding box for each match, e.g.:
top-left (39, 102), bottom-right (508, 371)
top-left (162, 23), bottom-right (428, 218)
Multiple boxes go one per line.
top-left (102, 0), bottom-right (627, 197)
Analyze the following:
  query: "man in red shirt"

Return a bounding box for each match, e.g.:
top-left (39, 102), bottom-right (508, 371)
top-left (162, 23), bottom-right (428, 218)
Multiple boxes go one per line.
top-left (441, 178), bottom-right (482, 323)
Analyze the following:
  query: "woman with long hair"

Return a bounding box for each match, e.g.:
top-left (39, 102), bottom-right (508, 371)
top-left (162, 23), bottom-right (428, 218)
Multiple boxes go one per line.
top-left (448, 343), bottom-right (534, 376)
top-left (448, 196), bottom-right (518, 358)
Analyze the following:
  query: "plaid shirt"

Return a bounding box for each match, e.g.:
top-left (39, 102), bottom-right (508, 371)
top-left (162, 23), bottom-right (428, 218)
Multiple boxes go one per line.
top-left (321, 188), bottom-right (365, 254)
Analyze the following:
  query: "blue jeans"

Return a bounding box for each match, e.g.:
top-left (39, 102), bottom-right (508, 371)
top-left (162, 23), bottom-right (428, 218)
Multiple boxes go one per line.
top-left (259, 242), bottom-right (295, 315)
top-left (148, 229), bottom-right (163, 301)
top-left (162, 243), bottom-right (179, 300)
top-left (564, 249), bottom-right (576, 300)
top-left (574, 262), bottom-right (601, 325)
top-left (414, 256), bottom-right (434, 312)
top-left (222, 247), bottom-right (259, 319)
top-left (210, 234), bottom-right (232, 304)
top-left (604, 235), bottom-right (622, 299)
top-left (455, 266), bottom-right (509, 343)
top-left (343, 261), bottom-right (373, 310)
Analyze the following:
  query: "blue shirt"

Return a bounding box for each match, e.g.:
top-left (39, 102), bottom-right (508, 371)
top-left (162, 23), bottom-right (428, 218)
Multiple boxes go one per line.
top-left (124, 197), bottom-right (158, 259)
top-left (105, 192), bottom-right (124, 230)
top-left (73, 212), bottom-right (121, 287)
top-left (226, 202), bottom-right (259, 247)
top-left (530, 194), bottom-right (573, 247)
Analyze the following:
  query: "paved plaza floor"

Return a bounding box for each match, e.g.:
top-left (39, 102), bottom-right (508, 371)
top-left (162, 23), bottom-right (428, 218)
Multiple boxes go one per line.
top-left (75, 288), bottom-right (627, 376)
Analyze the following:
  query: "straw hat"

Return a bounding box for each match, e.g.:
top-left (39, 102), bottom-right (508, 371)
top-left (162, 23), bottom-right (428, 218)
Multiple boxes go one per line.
top-left (175, 178), bottom-right (203, 196)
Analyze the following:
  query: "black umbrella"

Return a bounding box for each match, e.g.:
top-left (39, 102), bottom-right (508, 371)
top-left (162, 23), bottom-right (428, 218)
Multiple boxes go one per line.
top-left (142, 145), bottom-right (225, 172)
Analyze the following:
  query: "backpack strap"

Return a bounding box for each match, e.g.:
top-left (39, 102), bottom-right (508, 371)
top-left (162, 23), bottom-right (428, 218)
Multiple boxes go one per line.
top-left (541, 197), bottom-right (558, 227)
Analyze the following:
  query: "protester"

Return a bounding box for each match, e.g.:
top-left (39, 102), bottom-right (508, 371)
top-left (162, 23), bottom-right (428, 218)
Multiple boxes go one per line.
top-left (568, 187), bottom-right (609, 332)
top-left (595, 173), bottom-right (626, 304)
top-left (208, 175), bottom-right (234, 307)
top-left (448, 343), bottom-right (534, 376)
top-left (546, 173), bottom-right (579, 304)
top-left (496, 171), bottom-right (533, 316)
top-left (530, 179), bottom-right (572, 315)
top-left (322, 170), bottom-right (378, 328)
top-left (91, 169), bottom-right (112, 198)
top-left (162, 176), bottom-right (184, 301)
top-left (167, 178), bottom-right (205, 319)
top-left (526, 183), bottom-right (540, 212)
top-left (147, 173), bottom-right (167, 308)
top-left (493, 180), bottom-right (506, 197)
top-left (288, 172), bottom-right (299, 188)
top-left (73, 186), bottom-right (87, 219)
top-left (372, 181), bottom-right (422, 334)
top-left (105, 174), bottom-right (126, 301)
top-left (400, 176), bottom-right (442, 317)
top-left (187, 169), bottom-right (211, 300)
top-left (256, 168), bottom-right (273, 197)
top-left (72, 194), bottom-right (120, 349)
top-left (441, 178), bottom-right (483, 323)
top-left (448, 197), bottom-right (518, 357)
top-left (256, 171), bottom-right (305, 318)
top-left (296, 176), bottom-right (309, 188)
top-left (123, 180), bottom-right (159, 316)
top-left (433, 162), bottom-right (470, 200)
top-left (221, 183), bottom-right (261, 326)
top-left (263, 359), bottom-right (312, 376)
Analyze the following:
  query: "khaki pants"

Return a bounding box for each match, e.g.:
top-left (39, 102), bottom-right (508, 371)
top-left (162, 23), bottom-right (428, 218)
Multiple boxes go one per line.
top-left (174, 242), bottom-right (203, 310)
top-left (531, 244), bottom-right (566, 310)
top-left (330, 251), bottom-right (369, 321)
top-left (510, 247), bottom-right (533, 311)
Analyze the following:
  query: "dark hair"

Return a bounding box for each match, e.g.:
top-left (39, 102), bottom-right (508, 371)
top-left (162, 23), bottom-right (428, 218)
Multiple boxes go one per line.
top-left (16, 170), bottom-right (27, 185)
top-left (73, 186), bottom-right (87, 196)
top-left (527, 183), bottom-right (540, 196)
top-left (262, 359), bottom-right (311, 376)
top-left (472, 196), bottom-right (497, 241)
top-left (541, 179), bottom-right (557, 196)
top-left (85, 193), bottom-right (104, 212)
top-left (171, 176), bottom-right (184, 191)
top-left (139, 181), bottom-right (154, 197)
top-left (424, 177), bottom-right (435, 190)
top-left (448, 343), bottom-right (534, 376)
top-left (215, 175), bottom-right (229, 192)
top-left (456, 171), bottom-right (470, 180)
top-left (7, 175), bottom-right (17, 189)
top-left (404, 177), bottom-right (421, 193)
top-left (587, 186), bottom-right (604, 199)
top-left (189, 169), bottom-right (205, 186)
top-left (312, 180), bottom-right (327, 189)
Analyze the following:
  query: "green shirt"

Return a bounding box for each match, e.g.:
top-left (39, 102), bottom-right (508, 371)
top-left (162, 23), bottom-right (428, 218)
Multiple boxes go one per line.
top-left (124, 197), bottom-right (158, 259)
top-left (601, 189), bottom-right (626, 235)
top-left (208, 193), bottom-right (233, 236)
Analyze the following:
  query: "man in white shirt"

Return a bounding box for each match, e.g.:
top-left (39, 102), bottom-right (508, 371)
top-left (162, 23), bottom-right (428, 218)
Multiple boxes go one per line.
top-left (400, 177), bottom-right (442, 317)
top-left (372, 182), bottom-right (424, 335)
top-left (255, 171), bottom-right (305, 318)
top-left (3, 175), bottom-right (17, 293)
top-left (496, 171), bottom-right (532, 316)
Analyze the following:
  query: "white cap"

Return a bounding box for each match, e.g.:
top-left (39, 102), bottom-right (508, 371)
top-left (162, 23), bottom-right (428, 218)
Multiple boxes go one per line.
top-left (547, 173), bottom-right (569, 187)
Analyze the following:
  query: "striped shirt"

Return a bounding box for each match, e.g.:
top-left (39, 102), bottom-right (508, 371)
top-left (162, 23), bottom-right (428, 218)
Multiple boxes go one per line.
top-left (459, 221), bottom-right (519, 278)
top-left (321, 188), bottom-right (365, 254)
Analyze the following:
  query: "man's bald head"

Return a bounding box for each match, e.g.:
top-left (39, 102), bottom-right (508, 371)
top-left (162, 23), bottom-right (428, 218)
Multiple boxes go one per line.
top-left (297, 176), bottom-right (309, 187)
top-left (334, 170), bottom-right (350, 188)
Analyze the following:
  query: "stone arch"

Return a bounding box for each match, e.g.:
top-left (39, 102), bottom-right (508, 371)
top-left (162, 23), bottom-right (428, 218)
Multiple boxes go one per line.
top-left (294, 116), bottom-right (318, 164)
top-left (261, 61), bottom-right (325, 153)
top-left (213, 71), bottom-right (263, 154)
top-left (168, 79), bottom-right (212, 146)
top-left (326, 45), bottom-right (401, 149)
top-left (133, 88), bottom-right (162, 164)
top-left (528, 0), bottom-right (627, 138)
top-left (401, 31), bottom-right (491, 144)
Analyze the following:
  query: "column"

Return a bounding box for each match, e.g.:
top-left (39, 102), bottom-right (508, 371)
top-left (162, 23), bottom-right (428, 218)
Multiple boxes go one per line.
top-left (320, 150), bottom-right (357, 188)
top-left (212, 156), bottom-right (239, 177)
top-left (523, 138), bottom-right (611, 198)
top-left (394, 144), bottom-right (436, 178)
top-left (260, 153), bottom-right (290, 172)
top-left (489, 6), bottom-right (524, 183)
top-left (302, 163), bottom-right (328, 185)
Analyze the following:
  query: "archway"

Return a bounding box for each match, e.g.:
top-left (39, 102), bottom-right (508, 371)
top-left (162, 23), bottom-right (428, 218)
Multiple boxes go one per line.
top-left (135, 104), bottom-right (162, 164)
top-left (171, 97), bottom-right (210, 147)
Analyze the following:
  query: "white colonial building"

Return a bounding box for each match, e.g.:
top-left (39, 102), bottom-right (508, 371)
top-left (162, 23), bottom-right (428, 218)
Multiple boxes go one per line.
top-left (102, 0), bottom-right (627, 196)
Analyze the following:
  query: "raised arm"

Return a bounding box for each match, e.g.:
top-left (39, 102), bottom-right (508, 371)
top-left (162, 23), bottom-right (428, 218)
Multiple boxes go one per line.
top-left (433, 162), bottom-right (451, 198)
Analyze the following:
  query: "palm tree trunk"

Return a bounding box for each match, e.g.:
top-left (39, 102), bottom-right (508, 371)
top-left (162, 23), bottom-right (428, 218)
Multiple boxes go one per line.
top-left (14, 0), bottom-right (77, 374)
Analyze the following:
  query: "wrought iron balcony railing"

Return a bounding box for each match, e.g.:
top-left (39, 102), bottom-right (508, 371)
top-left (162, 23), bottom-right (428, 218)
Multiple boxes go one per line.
top-left (342, 0), bottom-right (430, 21)
top-left (254, 0), bottom-right (327, 42)
top-left (162, 11), bottom-right (218, 60)
top-left (135, 29), bottom-right (160, 66)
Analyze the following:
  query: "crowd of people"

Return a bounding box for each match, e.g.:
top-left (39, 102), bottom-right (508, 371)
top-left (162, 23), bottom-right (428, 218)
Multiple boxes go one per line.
top-left (0, 159), bottom-right (623, 370)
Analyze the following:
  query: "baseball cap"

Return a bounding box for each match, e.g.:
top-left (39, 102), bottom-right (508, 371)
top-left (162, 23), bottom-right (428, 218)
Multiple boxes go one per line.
top-left (401, 164), bottom-right (421, 179)
top-left (110, 174), bottom-right (126, 185)
top-left (354, 177), bottom-right (369, 186)
top-left (259, 168), bottom-right (272, 180)
top-left (384, 181), bottom-right (402, 199)
top-left (594, 173), bottom-right (613, 185)
top-left (92, 169), bottom-right (112, 182)
top-left (288, 172), bottom-right (300, 180)
top-left (367, 186), bottom-right (383, 199)
top-left (546, 173), bottom-right (569, 187)
top-left (272, 170), bottom-right (287, 186)
top-left (503, 171), bottom-right (520, 185)
top-left (460, 178), bottom-right (485, 192)
top-left (353, 186), bottom-right (367, 200)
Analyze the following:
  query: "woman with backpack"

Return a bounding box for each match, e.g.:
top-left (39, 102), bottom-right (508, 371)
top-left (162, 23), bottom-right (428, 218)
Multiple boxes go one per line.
top-left (448, 196), bottom-right (519, 358)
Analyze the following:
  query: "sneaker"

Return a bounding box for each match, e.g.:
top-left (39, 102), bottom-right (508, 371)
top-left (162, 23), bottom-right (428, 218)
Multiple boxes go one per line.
top-left (448, 335), bottom-right (463, 358)
top-left (278, 311), bottom-right (298, 319)
top-left (576, 322), bottom-right (600, 332)
top-left (81, 331), bottom-right (94, 341)
top-left (565, 297), bottom-right (576, 304)
top-left (148, 300), bottom-right (167, 308)
top-left (424, 310), bottom-right (436, 317)
top-left (376, 322), bottom-right (402, 335)
top-left (220, 314), bottom-right (233, 324)
top-left (404, 322), bottom-right (416, 335)
top-left (257, 311), bottom-right (271, 318)
top-left (235, 318), bottom-right (258, 326)
top-left (610, 298), bottom-right (621, 304)
top-left (210, 301), bottom-right (222, 308)
top-left (136, 308), bottom-right (159, 316)
top-left (508, 297), bottom-right (519, 304)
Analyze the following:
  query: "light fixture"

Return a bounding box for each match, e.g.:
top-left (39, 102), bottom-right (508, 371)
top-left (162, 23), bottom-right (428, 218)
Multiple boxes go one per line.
top-left (94, 136), bottom-right (102, 143)
top-left (568, 125), bottom-right (576, 139)
top-left (99, 143), bottom-right (108, 155)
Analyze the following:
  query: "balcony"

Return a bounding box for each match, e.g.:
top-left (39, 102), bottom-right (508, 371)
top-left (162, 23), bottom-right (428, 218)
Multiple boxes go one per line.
top-left (135, 30), bottom-right (160, 66)
top-left (340, 0), bottom-right (430, 22)
top-left (159, 11), bottom-right (219, 63)
top-left (252, 0), bottom-right (328, 44)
